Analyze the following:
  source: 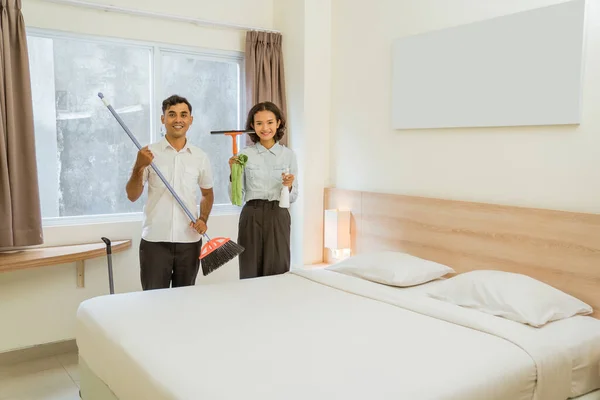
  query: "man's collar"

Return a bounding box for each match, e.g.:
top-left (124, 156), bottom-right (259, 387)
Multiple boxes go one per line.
top-left (161, 137), bottom-right (192, 153)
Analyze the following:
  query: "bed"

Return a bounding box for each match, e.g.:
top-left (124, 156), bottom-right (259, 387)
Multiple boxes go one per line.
top-left (76, 188), bottom-right (600, 400)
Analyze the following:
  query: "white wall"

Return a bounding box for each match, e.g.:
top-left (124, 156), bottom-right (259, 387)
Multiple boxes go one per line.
top-left (274, 0), bottom-right (332, 267)
top-left (330, 0), bottom-right (600, 214)
top-left (0, 0), bottom-right (273, 353)
top-left (13, 0), bottom-right (596, 355)
top-left (22, 0), bottom-right (273, 52)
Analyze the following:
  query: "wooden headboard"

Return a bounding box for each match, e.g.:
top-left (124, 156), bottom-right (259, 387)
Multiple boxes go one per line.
top-left (323, 188), bottom-right (600, 318)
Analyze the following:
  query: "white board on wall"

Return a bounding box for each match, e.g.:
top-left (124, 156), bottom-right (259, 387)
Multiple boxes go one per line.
top-left (391, 0), bottom-right (586, 130)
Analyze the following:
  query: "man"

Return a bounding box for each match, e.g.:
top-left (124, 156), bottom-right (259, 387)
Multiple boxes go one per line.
top-left (126, 95), bottom-right (214, 290)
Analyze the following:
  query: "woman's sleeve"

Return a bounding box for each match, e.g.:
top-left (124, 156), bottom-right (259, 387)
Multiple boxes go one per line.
top-left (289, 150), bottom-right (299, 204)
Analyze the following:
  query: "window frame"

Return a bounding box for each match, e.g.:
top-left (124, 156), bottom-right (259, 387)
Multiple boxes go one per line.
top-left (26, 27), bottom-right (245, 227)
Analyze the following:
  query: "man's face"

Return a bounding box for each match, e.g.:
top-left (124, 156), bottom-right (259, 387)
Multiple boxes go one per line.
top-left (161, 102), bottom-right (193, 139)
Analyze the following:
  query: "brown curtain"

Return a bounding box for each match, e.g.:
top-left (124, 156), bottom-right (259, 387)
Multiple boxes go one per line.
top-left (0, 0), bottom-right (43, 248)
top-left (245, 31), bottom-right (288, 146)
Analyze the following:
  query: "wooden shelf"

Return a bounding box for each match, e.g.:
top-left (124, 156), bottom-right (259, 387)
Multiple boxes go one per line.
top-left (0, 240), bottom-right (132, 287)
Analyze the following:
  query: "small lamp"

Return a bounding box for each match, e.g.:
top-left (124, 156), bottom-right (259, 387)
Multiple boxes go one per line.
top-left (324, 209), bottom-right (351, 260)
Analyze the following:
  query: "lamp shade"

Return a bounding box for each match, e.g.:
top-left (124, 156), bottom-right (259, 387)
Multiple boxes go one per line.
top-left (324, 209), bottom-right (351, 249)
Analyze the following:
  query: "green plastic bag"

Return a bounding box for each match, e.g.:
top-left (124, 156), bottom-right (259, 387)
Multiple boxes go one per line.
top-left (231, 154), bottom-right (248, 206)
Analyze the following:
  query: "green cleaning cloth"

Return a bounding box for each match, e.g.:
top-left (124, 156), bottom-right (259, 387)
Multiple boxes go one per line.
top-left (231, 154), bottom-right (248, 206)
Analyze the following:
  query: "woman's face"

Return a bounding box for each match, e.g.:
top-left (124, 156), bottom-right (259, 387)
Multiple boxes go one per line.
top-left (252, 110), bottom-right (280, 143)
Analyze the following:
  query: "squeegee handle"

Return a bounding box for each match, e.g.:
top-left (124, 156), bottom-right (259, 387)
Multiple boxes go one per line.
top-left (98, 93), bottom-right (199, 227)
top-left (210, 130), bottom-right (254, 157)
top-left (230, 135), bottom-right (238, 156)
top-left (210, 130), bottom-right (254, 134)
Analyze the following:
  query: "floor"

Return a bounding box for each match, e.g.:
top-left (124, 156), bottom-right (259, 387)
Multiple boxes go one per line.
top-left (0, 351), bottom-right (80, 400)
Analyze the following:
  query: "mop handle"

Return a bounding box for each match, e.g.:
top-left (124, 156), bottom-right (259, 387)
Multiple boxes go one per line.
top-left (98, 93), bottom-right (206, 236)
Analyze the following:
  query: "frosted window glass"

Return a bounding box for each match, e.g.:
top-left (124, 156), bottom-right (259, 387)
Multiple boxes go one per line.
top-left (28, 35), bottom-right (152, 218)
top-left (161, 51), bottom-right (241, 205)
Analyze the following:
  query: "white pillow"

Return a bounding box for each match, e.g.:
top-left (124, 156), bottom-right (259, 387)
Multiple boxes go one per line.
top-left (325, 251), bottom-right (455, 287)
top-left (427, 270), bottom-right (593, 327)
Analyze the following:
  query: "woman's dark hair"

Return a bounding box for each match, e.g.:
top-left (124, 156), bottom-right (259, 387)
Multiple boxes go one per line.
top-left (245, 101), bottom-right (286, 143)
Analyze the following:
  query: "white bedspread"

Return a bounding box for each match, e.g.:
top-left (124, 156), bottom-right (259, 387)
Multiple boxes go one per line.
top-left (76, 269), bottom-right (600, 400)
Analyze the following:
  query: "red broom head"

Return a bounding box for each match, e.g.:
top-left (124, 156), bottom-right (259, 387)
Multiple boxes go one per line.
top-left (200, 237), bottom-right (231, 259)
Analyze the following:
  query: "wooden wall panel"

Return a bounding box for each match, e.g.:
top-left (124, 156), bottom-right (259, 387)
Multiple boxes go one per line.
top-left (324, 188), bottom-right (600, 318)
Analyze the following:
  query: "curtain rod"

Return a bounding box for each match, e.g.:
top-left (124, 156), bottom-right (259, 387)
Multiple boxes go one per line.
top-left (42, 0), bottom-right (281, 33)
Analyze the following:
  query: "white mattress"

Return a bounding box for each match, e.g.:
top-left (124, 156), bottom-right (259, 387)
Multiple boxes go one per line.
top-left (76, 269), bottom-right (600, 400)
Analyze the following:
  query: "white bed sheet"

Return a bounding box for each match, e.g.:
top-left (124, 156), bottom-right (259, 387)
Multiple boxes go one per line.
top-left (76, 269), bottom-right (600, 400)
top-left (401, 278), bottom-right (600, 398)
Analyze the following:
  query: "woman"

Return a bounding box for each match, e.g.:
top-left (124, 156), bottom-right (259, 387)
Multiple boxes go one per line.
top-left (228, 102), bottom-right (298, 279)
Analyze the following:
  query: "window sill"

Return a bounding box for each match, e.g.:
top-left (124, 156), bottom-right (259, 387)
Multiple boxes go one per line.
top-left (41, 204), bottom-right (242, 228)
top-left (42, 212), bottom-right (144, 227)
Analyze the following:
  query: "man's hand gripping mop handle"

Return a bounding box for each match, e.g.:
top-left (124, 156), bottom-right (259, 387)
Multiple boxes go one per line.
top-left (98, 93), bottom-right (206, 236)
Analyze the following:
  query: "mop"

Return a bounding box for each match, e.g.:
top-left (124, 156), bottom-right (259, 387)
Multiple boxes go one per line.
top-left (98, 93), bottom-right (244, 275)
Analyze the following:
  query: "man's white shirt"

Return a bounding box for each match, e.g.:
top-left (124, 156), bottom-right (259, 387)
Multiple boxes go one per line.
top-left (141, 138), bottom-right (213, 243)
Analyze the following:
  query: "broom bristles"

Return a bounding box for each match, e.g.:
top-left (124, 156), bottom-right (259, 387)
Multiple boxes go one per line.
top-left (201, 240), bottom-right (245, 276)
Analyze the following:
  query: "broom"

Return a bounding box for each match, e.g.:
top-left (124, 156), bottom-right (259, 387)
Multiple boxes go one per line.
top-left (98, 93), bottom-right (244, 275)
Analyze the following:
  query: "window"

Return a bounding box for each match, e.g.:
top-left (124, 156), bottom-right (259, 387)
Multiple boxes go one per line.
top-left (26, 29), bottom-right (244, 226)
top-left (161, 51), bottom-right (241, 206)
